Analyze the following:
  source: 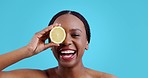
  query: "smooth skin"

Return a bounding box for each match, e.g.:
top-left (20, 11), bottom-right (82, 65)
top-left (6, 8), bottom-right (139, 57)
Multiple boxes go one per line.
top-left (0, 14), bottom-right (116, 78)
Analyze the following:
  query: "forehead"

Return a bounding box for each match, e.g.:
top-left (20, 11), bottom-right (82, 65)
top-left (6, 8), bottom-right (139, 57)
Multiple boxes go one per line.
top-left (53, 14), bottom-right (85, 30)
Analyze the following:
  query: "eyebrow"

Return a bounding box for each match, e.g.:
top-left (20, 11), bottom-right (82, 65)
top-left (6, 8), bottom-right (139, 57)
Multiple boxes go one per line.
top-left (70, 28), bottom-right (82, 33)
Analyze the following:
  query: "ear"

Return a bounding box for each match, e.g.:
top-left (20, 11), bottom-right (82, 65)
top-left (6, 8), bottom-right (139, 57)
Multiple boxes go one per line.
top-left (85, 41), bottom-right (89, 50)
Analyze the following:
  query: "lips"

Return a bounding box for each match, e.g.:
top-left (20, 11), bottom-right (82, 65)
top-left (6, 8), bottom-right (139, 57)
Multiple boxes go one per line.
top-left (59, 49), bottom-right (77, 61)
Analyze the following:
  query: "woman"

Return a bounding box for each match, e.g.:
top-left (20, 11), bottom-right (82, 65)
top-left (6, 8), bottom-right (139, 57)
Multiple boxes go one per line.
top-left (0, 10), bottom-right (116, 78)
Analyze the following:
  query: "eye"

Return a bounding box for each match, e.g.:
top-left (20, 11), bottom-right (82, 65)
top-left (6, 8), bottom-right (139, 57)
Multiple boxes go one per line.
top-left (71, 33), bottom-right (80, 38)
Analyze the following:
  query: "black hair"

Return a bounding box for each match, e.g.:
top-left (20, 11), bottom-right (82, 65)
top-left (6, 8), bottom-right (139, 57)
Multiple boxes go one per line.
top-left (48, 10), bottom-right (91, 43)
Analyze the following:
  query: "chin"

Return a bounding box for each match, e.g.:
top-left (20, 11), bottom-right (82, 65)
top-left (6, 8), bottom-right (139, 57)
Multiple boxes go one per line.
top-left (58, 59), bottom-right (78, 68)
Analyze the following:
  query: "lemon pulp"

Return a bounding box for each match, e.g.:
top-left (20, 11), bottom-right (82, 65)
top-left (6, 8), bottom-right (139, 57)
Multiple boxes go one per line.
top-left (50, 26), bottom-right (66, 44)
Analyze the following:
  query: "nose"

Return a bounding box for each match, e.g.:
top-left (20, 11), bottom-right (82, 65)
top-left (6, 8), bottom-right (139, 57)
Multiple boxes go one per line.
top-left (61, 34), bottom-right (72, 46)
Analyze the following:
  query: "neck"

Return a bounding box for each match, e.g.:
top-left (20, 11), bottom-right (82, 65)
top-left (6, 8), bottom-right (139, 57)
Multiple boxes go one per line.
top-left (56, 60), bottom-right (86, 78)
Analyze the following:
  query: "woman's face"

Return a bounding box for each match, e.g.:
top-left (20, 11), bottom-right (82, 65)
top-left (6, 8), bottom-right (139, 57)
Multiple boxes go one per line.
top-left (51, 14), bottom-right (88, 67)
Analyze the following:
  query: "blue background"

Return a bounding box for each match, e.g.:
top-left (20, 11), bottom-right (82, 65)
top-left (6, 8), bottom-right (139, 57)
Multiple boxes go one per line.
top-left (0, 0), bottom-right (148, 78)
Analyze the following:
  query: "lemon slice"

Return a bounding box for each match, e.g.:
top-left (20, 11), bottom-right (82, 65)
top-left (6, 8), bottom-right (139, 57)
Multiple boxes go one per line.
top-left (50, 26), bottom-right (66, 44)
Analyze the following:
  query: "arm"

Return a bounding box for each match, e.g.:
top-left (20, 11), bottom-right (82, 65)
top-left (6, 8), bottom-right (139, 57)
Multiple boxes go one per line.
top-left (0, 46), bottom-right (31, 71)
top-left (0, 24), bottom-right (59, 71)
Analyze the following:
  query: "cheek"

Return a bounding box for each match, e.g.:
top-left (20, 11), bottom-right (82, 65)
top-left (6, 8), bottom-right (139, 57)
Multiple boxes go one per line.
top-left (76, 42), bottom-right (85, 59)
top-left (75, 36), bottom-right (87, 53)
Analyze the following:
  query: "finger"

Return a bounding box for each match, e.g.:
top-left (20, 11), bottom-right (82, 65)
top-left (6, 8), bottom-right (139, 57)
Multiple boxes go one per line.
top-left (35, 23), bottom-right (62, 39)
top-left (39, 26), bottom-right (53, 35)
top-left (39, 33), bottom-right (49, 41)
top-left (42, 23), bottom-right (61, 33)
top-left (48, 23), bottom-right (61, 28)
top-left (39, 23), bottom-right (61, 38)
top-left (38, 23), bottom-right (61, 36)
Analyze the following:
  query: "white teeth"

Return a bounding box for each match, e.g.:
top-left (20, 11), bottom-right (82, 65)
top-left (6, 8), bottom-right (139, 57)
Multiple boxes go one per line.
top-left (61, 50), bottom-right (75, 54)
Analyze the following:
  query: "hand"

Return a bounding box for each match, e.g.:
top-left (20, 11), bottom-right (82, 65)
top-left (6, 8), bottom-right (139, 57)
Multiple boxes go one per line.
top-left (26, 24), bottom-right (60, 57)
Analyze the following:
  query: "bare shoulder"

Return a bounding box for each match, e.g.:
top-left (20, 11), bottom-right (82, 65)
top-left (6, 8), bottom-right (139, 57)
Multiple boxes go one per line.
top-left (44, 67), bottom-right (57, 77)
top-left (85, 68), bottom-right (117, 78)
top-left (0, 69), bottom-right (48, 78)
top-left (101, 72), bottom-right (117, 78)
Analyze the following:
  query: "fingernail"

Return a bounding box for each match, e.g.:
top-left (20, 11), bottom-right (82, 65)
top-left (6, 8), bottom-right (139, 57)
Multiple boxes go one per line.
top-left (58, 24), bottom-right (61, 26)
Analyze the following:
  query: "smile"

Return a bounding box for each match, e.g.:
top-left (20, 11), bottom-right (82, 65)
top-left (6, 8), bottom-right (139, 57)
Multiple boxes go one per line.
top-left (60, 50), bottom-right (76, 55)
top-left (59, 50), bottom-right (77, 61)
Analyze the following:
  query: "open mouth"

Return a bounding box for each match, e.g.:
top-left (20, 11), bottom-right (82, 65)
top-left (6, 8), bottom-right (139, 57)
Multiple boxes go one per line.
top-left (59, 50), bottom-right (77, 61)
